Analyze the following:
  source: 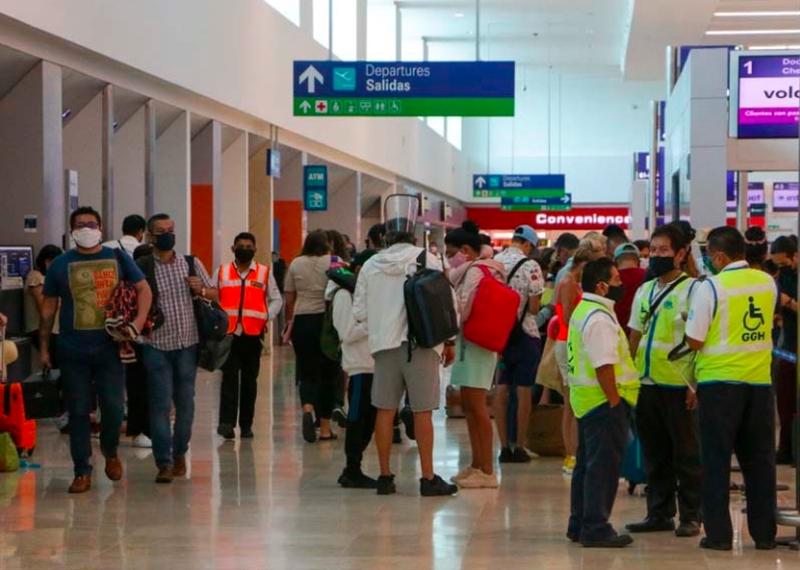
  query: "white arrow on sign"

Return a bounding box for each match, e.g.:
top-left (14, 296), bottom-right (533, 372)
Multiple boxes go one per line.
top-left (299, 101), bottom-right (312, 114)
top-left (475, 176), bottom-right (487, 189)
top-left (299, 65), bottom-right (324, 94)
top-left (560, 195), bottom-right (570, 204)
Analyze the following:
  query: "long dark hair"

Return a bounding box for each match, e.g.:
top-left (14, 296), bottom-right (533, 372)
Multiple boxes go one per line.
top-left (444, 221), bottom-right (481, 253)
top-left (301, 230), bottom-right (330, 257)
top-left (35, 244), bottom-right (63, 274)
top-left (326, 229), bottom-right (351, 262)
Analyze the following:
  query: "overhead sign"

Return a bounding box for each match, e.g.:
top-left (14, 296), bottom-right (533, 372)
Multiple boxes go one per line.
top-left (501, 193), bottom-right (572, 212)
top-left (733, 53), bottom-right (800, 138)
top-left (774, 182), bottom-right (800, 212)
top-left (472, 174), bottom-right (565, 199)
top-left (266, 149), bottom-right (281, 178)
top-left (293, 61), bottom-right (515, 117)
top-left (466, 205), bottom-right (631, 231)
top-left (303, 165), bottom-right (328, 211)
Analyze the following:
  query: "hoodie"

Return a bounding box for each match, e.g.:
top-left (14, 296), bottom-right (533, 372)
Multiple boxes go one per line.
top-left (325, 281), bottom-right (374, 375)
top-left (352, 242), bottom-right (446, 355)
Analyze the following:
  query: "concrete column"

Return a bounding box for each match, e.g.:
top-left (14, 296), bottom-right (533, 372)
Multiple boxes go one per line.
top-left (144, 100), bottom-right (156, 217)
top-left (101, 85), bottom-right (115, 240)
top-left (191, 120), bottom-right (222, 267)
top-left (220, 130), bottom-right (249, 265)
top-left (395, 4), bottom-right (402, 61)
top-left (300, 0), bottom-right (313, 38)
top-left (112, 105), bottom-right (146, 234)
top-left (63, 92), bottom-right (102, 214)
top-left (0, 61), bottom-right (64, 250)
top-left (154, 111), bottom-right (190, 253)
top-left (248, 139), bottom-right (271, 265)
top-left (356, 0), bottom-right (367, 60)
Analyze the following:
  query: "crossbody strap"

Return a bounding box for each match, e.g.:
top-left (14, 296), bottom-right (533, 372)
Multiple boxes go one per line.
top-left (642, 275), bottom-right (689, 332)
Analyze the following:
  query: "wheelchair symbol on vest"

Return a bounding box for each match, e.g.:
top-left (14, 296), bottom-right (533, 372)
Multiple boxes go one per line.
top-left (742, 296), bottom-right (766, 340)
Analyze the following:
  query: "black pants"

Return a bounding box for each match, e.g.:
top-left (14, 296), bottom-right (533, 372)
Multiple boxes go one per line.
top-left (219, 334), bottom-right (263, 430)
top-left (345, 373), bottom-right (376, 471)
top-left (636, 385), bottom-right (702, 523)
top-left (291, 313), bottom-right (337, 419)
top-left (568, 402), bottom-right (630, 541)
top-left (775, 358), bottom-right (797, 458)
top-left (698, 383), bottom-right (777, 545)
top-left (125, 344), bottom-right (150, 438)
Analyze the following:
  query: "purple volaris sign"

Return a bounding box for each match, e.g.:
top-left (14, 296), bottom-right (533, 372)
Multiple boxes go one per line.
top-left (737, 55), bottom-right (800, 138)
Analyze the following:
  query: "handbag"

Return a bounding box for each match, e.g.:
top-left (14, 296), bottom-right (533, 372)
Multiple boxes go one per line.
top-left (535, 337), bottom-right (563, 395)
top-left (185, 256), bottom-right (228, 343)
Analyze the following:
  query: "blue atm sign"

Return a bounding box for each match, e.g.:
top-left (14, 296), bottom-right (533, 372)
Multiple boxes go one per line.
top-left (304, 165), bottom-right (328, 211)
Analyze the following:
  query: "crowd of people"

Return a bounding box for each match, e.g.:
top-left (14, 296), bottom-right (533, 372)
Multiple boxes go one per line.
top-left (3, 199), bottom-right (797, 551)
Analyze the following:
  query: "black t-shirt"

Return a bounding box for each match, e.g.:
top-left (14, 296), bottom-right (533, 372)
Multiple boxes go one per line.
top-left (777, 266), bottom-right (798, 352)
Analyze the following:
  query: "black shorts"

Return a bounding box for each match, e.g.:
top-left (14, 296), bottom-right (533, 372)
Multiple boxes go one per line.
top-left (499, 334), bottom-right (541, 387)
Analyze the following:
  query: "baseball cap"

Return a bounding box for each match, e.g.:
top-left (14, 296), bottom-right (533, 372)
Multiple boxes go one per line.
top-left (614, 242), bottom-right (640, 260)
top-left (512, 225), bottom-right (538, 245)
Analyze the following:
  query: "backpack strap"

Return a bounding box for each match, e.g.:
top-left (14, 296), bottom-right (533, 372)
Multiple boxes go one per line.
top-left (185, 255), bottom-right (196, 277)
top-left (507, 258), bottom-right (530, 283)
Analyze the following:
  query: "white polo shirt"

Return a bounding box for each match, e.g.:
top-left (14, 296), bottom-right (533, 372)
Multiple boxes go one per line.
top-left (580, 293), bottom-right (624, 369)
top-left (685, 260), bottom-right (747, 342)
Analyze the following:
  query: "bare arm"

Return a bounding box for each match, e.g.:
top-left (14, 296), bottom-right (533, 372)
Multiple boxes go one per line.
top-left (561, 280), bottom-right (579, 323)
top-left (39, 297), bottom-right (58, 369)
top-left (527, 294), bottom-right (541, 315)
top-left (132, 280), bottom-right (153, 333)
top-left (629, 329), bottom-right (642, 355)
top-left (31, 284), bottom-right (46, 316)
top-left (686, 336), bottom-right (704, 352)
top-left (595, 364), bottom-right (622, 407)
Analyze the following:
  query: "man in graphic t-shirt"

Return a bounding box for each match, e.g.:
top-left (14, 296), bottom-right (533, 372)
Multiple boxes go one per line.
top-left (41, 207), bottom-right (152, 494)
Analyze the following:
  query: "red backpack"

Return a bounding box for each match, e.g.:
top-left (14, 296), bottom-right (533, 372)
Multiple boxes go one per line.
top-left (462, 265), bottom-right (522, 353)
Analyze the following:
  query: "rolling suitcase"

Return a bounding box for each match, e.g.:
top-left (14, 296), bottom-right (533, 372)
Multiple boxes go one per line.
top-left (0, 327), bottom-right (36, 455)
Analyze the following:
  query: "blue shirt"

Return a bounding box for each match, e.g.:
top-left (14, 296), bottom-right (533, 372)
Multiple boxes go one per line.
top-left (43, 247), bottom-right (145, 355)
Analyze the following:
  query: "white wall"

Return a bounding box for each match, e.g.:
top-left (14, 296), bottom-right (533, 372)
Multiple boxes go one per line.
top-left (307, 172), bottom-right (359, 241)
top-left (0, 61), bottom-right (63, 249)
top-left (112, 105), bottom-right (145, 233)
top-left (462, 72), bottom-right (662, 204)
top-left (63, 92), bottom-right (102, 213)
top-left (154, 111), bottom-right (190, 253)
top-left (0, 0), bottom-right (464, 199)
top-left (220, 131), bottom-right (248, 261)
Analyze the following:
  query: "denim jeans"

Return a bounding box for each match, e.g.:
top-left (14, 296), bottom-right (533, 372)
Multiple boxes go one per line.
top-left (568, 401), bottom-right (630, 542)
top-left (58, 342), bottom-right (125, 476)
top-left (143, 344), bottom-right (198, 468)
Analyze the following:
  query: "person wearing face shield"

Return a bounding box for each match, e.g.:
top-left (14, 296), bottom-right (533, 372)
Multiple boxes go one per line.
top-left (215, 232), bottom-right (283, 441)
top-left (40, 207), bottom-right (152, 494)
top-left (625, 224), bottom-right (702, 538)
top-left (685, 226), bottom-right (777, 551)
top-left (566, 257), bottom-right (640, 548)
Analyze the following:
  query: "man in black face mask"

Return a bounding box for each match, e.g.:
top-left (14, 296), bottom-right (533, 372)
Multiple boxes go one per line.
top-left (625, 224), bottom-right (702, 538)
top-left (215, 233), bottom-right (283, 440)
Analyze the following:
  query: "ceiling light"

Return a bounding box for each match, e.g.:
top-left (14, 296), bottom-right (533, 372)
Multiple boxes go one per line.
top-left (61, 109), bottom-right (72, 120)
top-left (715, 11), bottom-right (800, 17)
top-left (748, 44), bottom-right (800, 50)
top-left (454, 12), bottom-right (465, 18)
top-left (706, 29), bottom-right (800, 36)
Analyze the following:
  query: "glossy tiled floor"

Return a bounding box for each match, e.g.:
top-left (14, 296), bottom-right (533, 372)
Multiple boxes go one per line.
top-left (1, 347), bottom-right (799, 570)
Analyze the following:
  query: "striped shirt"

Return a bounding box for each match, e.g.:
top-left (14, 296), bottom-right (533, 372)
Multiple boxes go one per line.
top-left (148, 254), bottom-right (212, 352)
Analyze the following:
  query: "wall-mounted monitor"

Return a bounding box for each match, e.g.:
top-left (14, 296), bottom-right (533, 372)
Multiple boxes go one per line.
top-left (773, 182), bottom-right (799, 212)
top-left (0, 245), bottom-right (33, 289)
top-left (729, 51), bottom-right (800, 139)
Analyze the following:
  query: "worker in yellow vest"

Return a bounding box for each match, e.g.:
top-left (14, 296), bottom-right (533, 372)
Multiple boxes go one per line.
top-left (685, 226), bottom-right (778, 551)
top-left (215, 232), bottom-right (283, 440)
top-left (625, 224), bottom-right (702, 538)
top-left (566, 258), bottom-right (640, 548)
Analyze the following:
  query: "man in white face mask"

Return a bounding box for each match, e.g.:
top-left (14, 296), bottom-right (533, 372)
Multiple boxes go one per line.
top-left (40, 207), bottom-right (152, 494)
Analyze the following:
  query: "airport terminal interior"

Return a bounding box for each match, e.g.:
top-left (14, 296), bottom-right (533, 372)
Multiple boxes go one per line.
top-left (0, 0), bottom-right (799, 568)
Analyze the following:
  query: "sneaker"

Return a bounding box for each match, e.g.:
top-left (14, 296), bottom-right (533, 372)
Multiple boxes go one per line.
top-left (510, 447), bottom-right (532, 463)
top-left (331, 407), bottom-right (348, 429)
top-left (458, 470), bottom-right (499, 489)
top-left (675, 521), bottom-right (701, 537)
top-left (217, 424), bottom-right (235, 440)
top-left (581, 534), bottom-right (633, 548)
top-left (392, 426), bottom-right (402, 444)
top-left (132, 434), bottom-right (152, 448)
top-left (498, 447), bottom-right (514, 463)
top-left (338, 468), bottom-right (378, 489)
top-left (420, 474), bottom-right (458, 497)
top-left (376, 474), bottom-right (396, 495)
top-left (399, 406), bottom-right (415, 440)
top-left (451, 466), bottom-right (480, 483)
top-left (302, 412), bottom-right (317, 443)
top-left (562, 455), bottom-right (576, 476)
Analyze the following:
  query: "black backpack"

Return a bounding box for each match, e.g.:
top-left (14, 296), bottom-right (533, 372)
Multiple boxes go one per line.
top-left (404, 250), bottom-right (459, 359)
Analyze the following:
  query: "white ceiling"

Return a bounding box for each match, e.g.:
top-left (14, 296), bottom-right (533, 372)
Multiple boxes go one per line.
top-left (384, 0), bottom-right (800, 81)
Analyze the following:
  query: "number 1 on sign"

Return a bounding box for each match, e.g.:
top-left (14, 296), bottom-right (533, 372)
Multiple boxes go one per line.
top-left (743, 60), bottom-right (753, 75)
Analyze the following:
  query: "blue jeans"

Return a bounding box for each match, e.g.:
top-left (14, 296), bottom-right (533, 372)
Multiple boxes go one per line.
top-left (58, 343), bottom-right (125, 476)
top-left (143, 345), bottom-right (198, 468)
top-left (568, 401), bottom-right (631, 542)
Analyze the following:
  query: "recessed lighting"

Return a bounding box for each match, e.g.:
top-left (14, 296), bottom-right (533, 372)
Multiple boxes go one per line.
top-left (706, 29), bottom-right (800, 36)
top-left (454, 12), bottom-right (465, 18)
top-left (715, 11), bottom-right (800, 17)
top-left (748, 44), bottom-right (800, 50)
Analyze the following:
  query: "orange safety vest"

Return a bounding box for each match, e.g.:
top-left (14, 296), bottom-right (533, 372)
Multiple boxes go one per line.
top-left (217, 262), bottom-right (269, 335)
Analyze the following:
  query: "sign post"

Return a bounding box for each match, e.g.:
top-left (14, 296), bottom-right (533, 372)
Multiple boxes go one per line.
top-left (293, 61), bottom-right (515, 117)
top-left (303, 165), bottom-right (328, 211)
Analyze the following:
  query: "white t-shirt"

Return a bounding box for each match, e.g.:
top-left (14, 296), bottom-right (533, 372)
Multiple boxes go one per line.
top-left (580, 293), bottom-right (624, 369)
top-left (103, 235), bottom-right (141, 256)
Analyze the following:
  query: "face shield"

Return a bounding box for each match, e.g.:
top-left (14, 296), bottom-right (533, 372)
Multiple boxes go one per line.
top-left (384, 194), bottom-right (419, 238)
